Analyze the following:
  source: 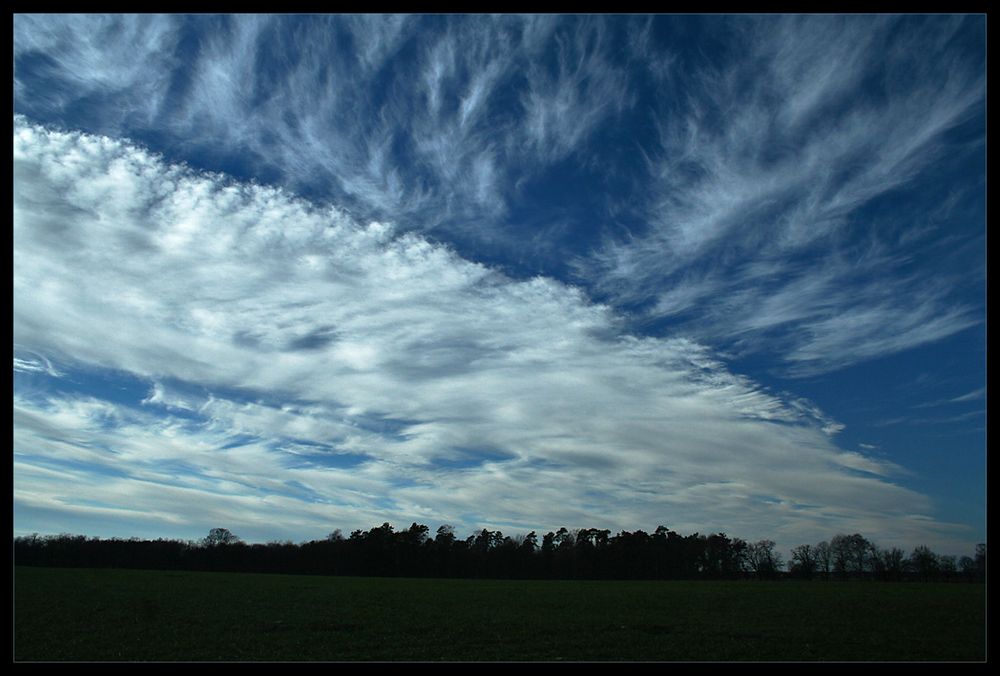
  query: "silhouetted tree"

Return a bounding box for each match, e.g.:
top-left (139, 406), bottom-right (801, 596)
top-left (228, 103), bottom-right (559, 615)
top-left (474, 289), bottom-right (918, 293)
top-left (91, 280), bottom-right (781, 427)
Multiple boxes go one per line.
top-left (789, 544), bottom-right (818, 579)
top-left (699, 533), bottom-right (744, 579)
top-left (552, 528), bottom-right (576, 578)
top-left (745, 539), bottom-right (783, 579)
top-left (814, 540), bottom-right (833, 578)
top-left (959, 555), bottom-right (977, 581)
top-left (870, 546), bottom-right (906, 581)
top-left (400, 523), bottom-right (430, 546)
top-left (203, 528), bottom-right (241, 547)
top-left (435, 525), bottom-right (456, 545)
top-left (830, 533), bottom-right (871, 577)
top-left (908, 545), bottom-right (940, 580)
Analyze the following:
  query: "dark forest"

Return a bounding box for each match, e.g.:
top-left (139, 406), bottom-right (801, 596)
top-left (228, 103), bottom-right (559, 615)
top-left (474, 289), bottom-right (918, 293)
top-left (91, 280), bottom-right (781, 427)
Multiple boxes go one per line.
top-left (14, 524), bottom-right (986, 583)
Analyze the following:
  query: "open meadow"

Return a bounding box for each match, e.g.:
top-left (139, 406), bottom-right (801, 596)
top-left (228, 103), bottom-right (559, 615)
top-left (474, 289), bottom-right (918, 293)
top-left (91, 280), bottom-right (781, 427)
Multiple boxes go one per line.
top-left (14, 566), bottom-right (985, 661)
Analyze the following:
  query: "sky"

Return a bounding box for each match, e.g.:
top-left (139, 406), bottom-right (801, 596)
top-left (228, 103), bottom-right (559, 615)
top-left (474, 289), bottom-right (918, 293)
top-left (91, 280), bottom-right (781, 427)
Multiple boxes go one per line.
top-left (12, 14), bottom-right (986, 558)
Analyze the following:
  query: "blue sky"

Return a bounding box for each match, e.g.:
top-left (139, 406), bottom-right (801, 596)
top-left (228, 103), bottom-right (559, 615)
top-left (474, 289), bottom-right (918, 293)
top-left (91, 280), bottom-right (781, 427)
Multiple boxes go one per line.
top-left (13, 14), bottom-right (985, 557)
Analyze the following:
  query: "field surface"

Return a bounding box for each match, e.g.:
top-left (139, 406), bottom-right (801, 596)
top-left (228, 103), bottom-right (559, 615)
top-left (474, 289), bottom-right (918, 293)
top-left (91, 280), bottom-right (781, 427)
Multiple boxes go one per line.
top-left (14, 566), bottom-right (985, 661)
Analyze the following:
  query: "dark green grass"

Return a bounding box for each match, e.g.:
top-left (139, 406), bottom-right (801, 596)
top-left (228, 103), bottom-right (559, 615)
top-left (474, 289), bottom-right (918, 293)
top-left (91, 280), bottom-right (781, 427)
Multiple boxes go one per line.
top-left (14, 566), bottom-right (985, 661)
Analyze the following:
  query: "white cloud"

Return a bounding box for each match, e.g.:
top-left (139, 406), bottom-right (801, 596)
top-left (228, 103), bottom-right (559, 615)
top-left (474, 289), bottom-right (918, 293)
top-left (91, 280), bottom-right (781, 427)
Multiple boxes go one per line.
top-left (13, 14), bottom-right (178, 127)
top-left (12, 118), bottom-right (963, 553)
top-left (580, 15), bottom-right (984, 375)
top-left (950, 388), bottom-right (986, 404)
top-left (12, 15), bottom-right (643, 256)
top-left (521, 17), bottom-right (632, 162)
top-left (13, 351), bottom-right (62, 377)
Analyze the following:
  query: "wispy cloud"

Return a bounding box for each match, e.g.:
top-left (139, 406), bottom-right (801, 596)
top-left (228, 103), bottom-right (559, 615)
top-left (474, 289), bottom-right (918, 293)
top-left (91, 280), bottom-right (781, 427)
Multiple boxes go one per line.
top-left (13, 14), bottom-right (635, 251)
top-left (520, 17), bottom-right (632, 163)
top-left (950, 387), bottom-right (986, 404)
top-left (13, 14), bottom-right (178, 128)
top-left (12, 118), bottom-right (957, 550)
top-left (579, 15), bottom-right (985, 375)
top-left (13, 350), bottom-right (63, 378)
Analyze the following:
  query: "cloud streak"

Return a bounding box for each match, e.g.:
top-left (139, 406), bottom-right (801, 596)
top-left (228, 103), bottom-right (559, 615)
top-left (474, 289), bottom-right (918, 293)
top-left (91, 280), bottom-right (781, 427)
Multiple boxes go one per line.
top-left (13, 15), bottom-right (633, 246)
top-left (579, 15), bottom-right (985, 374)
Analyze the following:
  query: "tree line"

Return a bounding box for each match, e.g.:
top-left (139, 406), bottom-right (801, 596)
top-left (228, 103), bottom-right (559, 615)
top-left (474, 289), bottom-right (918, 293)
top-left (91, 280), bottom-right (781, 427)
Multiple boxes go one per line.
top-left (13, 524), bottom-right (986, 582)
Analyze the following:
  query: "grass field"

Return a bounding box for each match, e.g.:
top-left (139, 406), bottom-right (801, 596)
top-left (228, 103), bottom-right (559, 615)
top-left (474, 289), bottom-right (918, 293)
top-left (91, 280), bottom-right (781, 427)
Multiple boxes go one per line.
top-left (14, 566), bottom-right (986, 661)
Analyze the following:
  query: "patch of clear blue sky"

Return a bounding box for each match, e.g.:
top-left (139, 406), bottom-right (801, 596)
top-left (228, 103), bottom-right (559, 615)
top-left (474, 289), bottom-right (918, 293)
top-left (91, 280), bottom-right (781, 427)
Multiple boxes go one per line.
top-left (739, 329), bottom-right (985, 530)
top-left (14, 359), bottom-right (150, 409)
